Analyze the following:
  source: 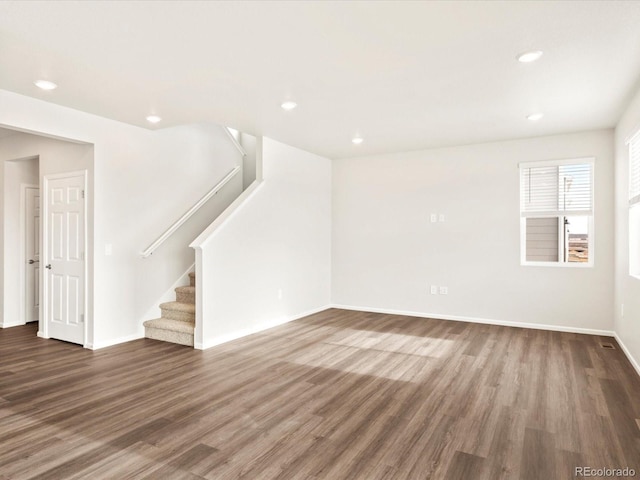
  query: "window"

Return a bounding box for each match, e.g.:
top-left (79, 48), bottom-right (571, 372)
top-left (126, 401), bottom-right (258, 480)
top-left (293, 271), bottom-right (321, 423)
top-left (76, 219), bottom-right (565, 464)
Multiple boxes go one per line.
top-left (629, 130), bottom-right (640, 278)
top-left (520, 158), bottom-right (594, 266)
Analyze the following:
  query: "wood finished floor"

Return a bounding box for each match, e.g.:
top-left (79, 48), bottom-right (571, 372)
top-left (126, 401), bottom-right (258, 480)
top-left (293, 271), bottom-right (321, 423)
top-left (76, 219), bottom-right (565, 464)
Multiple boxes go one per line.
top-left (1, 309), bottom-right (639, 480)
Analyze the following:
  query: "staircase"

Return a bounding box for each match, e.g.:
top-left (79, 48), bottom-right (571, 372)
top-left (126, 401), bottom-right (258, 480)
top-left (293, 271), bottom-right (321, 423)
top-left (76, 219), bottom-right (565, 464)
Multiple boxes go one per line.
top-left (143, 272), bottom-right (196, 346)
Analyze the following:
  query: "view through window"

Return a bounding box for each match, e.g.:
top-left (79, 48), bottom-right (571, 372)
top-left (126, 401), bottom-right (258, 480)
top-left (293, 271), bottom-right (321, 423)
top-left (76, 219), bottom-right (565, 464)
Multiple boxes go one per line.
top-left (520, 160), bottom-right (593, 265)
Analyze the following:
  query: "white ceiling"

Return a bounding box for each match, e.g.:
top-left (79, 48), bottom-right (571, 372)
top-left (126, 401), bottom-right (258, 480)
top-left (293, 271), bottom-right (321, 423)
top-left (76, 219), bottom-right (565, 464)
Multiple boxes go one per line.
top-left (1, 1), bottom-right (640, 159)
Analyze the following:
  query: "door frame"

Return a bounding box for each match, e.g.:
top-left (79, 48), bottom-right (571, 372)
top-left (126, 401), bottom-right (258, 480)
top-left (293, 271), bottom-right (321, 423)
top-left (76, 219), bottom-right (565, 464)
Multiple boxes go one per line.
top-left (19, 183), bottom-right (39, 326)
top-left (40, 170), bottom-right (88, 346)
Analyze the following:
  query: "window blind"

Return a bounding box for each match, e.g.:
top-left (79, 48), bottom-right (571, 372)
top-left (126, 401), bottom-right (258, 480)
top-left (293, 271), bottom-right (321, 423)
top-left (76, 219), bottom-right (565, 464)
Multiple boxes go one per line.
top-left (520, 161), bottom-right (592, 216)
top-left (630, 131), bottom-right (640, 206)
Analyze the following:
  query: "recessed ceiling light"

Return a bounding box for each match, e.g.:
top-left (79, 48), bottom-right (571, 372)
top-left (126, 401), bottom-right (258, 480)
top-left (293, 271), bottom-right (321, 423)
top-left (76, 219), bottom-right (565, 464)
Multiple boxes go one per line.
top-left (34, 80), bottom-right (57, 90)
top-left (517, 51), bottom-right (543, 63)
top-left (281, 101), bottom-right (297, 111)
top-left (146, 115), bottom-right (162, 124)
top-left (352, 137), bottom-right (364, 145)
top-left (527, 113), bottom-right (544, 121)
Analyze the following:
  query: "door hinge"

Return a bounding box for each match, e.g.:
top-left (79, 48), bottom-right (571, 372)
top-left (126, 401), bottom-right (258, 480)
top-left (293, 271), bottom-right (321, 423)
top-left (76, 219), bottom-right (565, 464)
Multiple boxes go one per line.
top-left (82, 190), bottom-right (85, 199)
top-left (80, 314), bottom-right (84, 323)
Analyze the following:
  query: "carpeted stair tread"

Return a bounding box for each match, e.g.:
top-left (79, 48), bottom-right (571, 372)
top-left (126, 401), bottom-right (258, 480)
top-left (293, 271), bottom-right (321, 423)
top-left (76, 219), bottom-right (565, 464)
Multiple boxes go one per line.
top-left (143, 318), bottom-right (194, 333)
top-left (175, 285), bottom-right (196, 304)
top-left (144, 318), bottom-right (194, 346)
top-left (159, 301), bottom-right (196, 314)
top-left (144, 274), bottom-right (196, 346)
top-left (175, 286), bottom-right (195, 294)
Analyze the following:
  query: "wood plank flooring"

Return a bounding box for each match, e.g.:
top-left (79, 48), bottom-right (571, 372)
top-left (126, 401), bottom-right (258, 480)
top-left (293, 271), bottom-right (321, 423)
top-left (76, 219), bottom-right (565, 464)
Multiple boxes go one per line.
top-left (1, 309), bottom-right (639, 479)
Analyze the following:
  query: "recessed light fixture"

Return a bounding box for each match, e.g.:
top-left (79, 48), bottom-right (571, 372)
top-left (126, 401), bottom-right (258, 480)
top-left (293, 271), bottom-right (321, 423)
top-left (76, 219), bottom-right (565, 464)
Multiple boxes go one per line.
top-left (352, 136), bottom-right (364, 145)
top-left (34, 79), bottom-right (57, 90)
top-left (527, 113), bottom-right (544, 121)
top-left (281, 101), bottom-right (297, 111)
top-left (146, 115), bottom-right (162, 124)
top-left (517, 50), bottom-right (543, 63)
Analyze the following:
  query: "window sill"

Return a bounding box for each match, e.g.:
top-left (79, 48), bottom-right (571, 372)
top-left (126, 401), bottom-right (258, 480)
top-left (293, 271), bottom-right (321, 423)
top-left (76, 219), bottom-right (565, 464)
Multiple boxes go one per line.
top-left (521, 261), bottom-right (593, 268)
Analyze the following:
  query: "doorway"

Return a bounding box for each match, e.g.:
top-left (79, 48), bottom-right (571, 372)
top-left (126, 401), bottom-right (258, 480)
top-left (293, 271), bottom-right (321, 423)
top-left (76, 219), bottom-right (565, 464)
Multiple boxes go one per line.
top-left (1, 128), bottom-right (93, 347)
top-left (23, 185), bottom-right (40, 324)
top-left (1, 155), bottom-right (40, 329)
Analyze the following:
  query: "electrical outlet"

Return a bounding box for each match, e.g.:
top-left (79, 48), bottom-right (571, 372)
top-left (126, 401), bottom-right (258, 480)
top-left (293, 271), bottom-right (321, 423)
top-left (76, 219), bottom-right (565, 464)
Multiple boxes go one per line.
top-left (430, 285), bottom-right (438, 295)
top-left (430, 213), bottom-right (437, 223)
top-left (439, 214), bottom-right (445, 222)
top-left (439, 286), bottom-right (448, 295)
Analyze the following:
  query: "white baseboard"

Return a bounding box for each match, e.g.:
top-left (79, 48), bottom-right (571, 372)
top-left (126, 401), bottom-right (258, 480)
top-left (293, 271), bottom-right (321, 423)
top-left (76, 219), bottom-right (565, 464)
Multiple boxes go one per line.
top-left (0, 320), bottom-right (26, 328)
top-left (88, 332), bottom-right (144, 350)
top-left (196, 304), bottom-right (331, 350)
top-left (330, 304), bottom-right (615, 337)
top-left (37, 330), bottom-right (48, 338)
top-left (613, 332), bottom-right (640, 378)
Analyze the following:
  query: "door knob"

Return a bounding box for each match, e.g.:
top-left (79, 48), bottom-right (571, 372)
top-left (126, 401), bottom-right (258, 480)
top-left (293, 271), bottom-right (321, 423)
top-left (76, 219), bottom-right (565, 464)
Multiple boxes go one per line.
top-left (28, 259), bottom-right (39, 264)
top-left (45, 264), bottom-right (52, 270)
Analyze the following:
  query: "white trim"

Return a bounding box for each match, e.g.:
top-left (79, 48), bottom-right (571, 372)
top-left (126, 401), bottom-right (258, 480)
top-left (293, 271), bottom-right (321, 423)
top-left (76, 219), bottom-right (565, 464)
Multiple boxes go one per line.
top-left (330, 304), bottom-right (615, 336)
top-left (194, 249), bottom-right (204, 348)
top-left (37, 330), bottom-right (48, 338)
top-left (190, 179), bottom-right (264, 249)
top-left (0, 320), bottom-right (27, 328)
top-left (224, 127), bottom-right (247, 157)
top-left (42, 170), bottom-right (88, 346)
top-left (520, 261), bottom-right (593, 268)
top-left (195, 304), bottom-right (331, 350)
top-left (613, 332), bottom-right (640, 378)
top-left (141, 166), bottom-right (241, 258)
top-left (88, 332), bottom-right (145, 350)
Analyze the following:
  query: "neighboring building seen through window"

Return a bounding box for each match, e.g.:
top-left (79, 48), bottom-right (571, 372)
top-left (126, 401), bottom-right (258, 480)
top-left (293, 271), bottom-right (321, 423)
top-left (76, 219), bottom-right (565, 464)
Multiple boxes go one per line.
top-left (520, 159), bottom-right (594, 266)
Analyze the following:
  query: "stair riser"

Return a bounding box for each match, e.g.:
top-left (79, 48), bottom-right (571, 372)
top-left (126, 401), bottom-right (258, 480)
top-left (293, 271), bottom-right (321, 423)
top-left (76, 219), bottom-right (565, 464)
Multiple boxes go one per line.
top-left (145, 326), bottom-right (194, 346)
top-left (176, 291), bottom-right (195, 304)
top-left (161, 309), bottom-right (195, 322)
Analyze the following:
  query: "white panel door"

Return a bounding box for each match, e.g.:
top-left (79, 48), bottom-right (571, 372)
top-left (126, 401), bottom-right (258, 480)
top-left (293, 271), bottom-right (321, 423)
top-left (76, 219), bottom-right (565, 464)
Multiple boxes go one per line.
top-left (45, 173), bottom-right (85, 345)
top-left (25, 187), bottom-right (40, 323)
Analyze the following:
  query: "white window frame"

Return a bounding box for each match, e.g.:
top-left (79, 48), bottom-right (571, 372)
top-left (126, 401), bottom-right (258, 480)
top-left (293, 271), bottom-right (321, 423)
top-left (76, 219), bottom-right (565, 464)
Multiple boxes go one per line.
top-left (627, 128), bottom-right (640, 280)
top-left (519, 157), bottom-right (595, 268)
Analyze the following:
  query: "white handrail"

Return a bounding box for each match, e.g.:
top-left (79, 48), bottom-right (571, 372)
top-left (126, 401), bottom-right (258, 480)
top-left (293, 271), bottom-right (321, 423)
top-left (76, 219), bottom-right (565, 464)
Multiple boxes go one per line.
top-left (141, 166), bottom-right (241, 258)
top-left (224, 127), bottom-right (247, 157)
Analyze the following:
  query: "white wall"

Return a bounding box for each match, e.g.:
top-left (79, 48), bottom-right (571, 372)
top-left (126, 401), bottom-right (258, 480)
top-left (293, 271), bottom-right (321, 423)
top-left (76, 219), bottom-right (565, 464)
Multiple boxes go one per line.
top-left (194, 137), bottom-right (332, 348)
top-left (614, 81), bottom-right (640, 374)
top-left (0, 89), bottom-right (241, 348)
top-left (333, 130), bottom-right (615, 333)
top-left (240, 132), bottom-right (257, 190)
